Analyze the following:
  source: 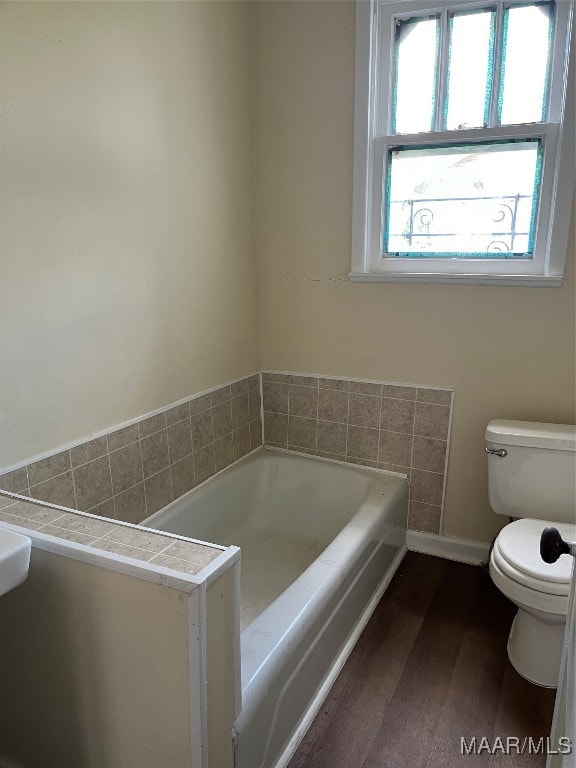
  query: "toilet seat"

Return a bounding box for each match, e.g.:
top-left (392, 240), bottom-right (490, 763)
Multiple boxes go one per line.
top-left (492, 519), bottom-right (574, 597)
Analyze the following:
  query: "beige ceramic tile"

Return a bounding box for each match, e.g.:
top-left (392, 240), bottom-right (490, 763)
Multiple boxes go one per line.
top-left (167, 420), bottom-right (192, 464)
top-left (263, 382), bottom-right (288, 413)
top-left (29, 472), bottom-right (76, 509)
top-left (212, 385), bottom-right (232, 406)
top-left (316, 421), bottom-right (347, 455)
top-left (316, 451), bottom-right (346, 462)
top-left (410, 469), bottom-right (445, 506)
top-left (166, 402), bottom-right (191, 426)
top-left (189, 393), bottom-right (212, 416)
top-left (0, 495), bottom-right (18, 511)
top-left (231, 394), bottom-right (250, 430)
top-left (380, 398), bottom-right (415, 434)
top-left (262, 372), bottom-right (288, 383)
top-left (148, 553), bottom-right (205, 576)
top-left (0, 467), bottom-right (29, 493)
top-left (107, 424), bottom-right (140, 452)
top-left (378, 462), bottom-right (409, 475)
top-left (87, 498), bottom-right (116, 519)
top-left (191, 410), bottom-right (213, 452)
top-left (264, 412), bottom-right (288, 446)
top-left (0, 512), bottom-right (43, 530)
top-left (49, 511), bottom-right (116, 537)
top-left (349, 381), bottom-right (382, 397)
top-left (214, 434), bottom-right (234, 473)
top-left (288, 385), bottom-right (318, 418)
top-left (73, 456), bottom-right (113, 511)
top-left (4, 501), bottom-right (67, 526)
top-left (248, 389), bottom-right (261, 422)
top-left (250, 418), bottom-right (263, 450)
top-left (288, 416), bottom-right (317, 450)
top-left (28, 451), bottom-right (71, 486)
top-left (289, 375), bottom-right (318, 388)
top-left (318, 377), bottom-right (350, 392)
top-left (317, 389), bottom-right (349, 423)
top-left (162, 539), bottom-right (221, 567)
top-left (145, 469), bottom-right (172, 515)
top-left (70, 436), bottom-right (108, 468)
top-left (233, 424), bottom-right (251, 461)
top-left (346, 456), bottom-right (378, 468)
top-left (212, 401), bottom-right (233, 440)
top-left (194, 444), bottom-right (215, 485)
top-left (348, 393), bottom-right (381, 429)
top-left (170, 455), bottom-right (195, 498)
top-left (411, 436), bottom-right (448, 474)
top-left (379, 431), bottom-right (413, 467)
top-left (139, 412), bottom-right (167, 439)
top-left (381, 384), bottom-right (416, 401)
top-left (231, 378), bottom-right (250, 398)
top-left (39, 524), bottom-right (100, 546)
top-left (95, 538), bottom-right (155, 562)
top-left (408, 501), bottom-right (442, 534)
top-left (414, 402), bottom-right (451, 440)
top-left (246, 374), bottom-right (260, 390)
top-left (140, 431), bottom-right (170, 479)
top-left (101, 525), bottom-right (173, 554)
top-left (416, 388), bottom-right (453, 406)
top-left (109, 442), bottom-right (143, 495)
top-left (113, 483), bottom-right (146, 525)
top-left (346, 425), bottom-right (379, 461)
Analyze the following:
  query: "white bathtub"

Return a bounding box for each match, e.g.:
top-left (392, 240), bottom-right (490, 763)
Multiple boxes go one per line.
top-left (143, 448), bottom-right (408, 768)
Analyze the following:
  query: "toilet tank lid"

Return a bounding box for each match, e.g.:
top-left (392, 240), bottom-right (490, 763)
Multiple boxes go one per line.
top-left (486, 420), bottom-right (576, 451)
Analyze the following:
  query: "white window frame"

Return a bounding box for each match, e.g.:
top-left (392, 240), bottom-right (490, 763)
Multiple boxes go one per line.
top-left (351, 0), bottom-right (575, 286)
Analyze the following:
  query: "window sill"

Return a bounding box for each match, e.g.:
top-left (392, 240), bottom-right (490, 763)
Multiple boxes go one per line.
top-left (348, 272), bottom-right (564, 288)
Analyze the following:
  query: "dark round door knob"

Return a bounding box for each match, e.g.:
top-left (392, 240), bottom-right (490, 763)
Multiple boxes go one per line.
top-left (540, 526), bottom-right (571, 564)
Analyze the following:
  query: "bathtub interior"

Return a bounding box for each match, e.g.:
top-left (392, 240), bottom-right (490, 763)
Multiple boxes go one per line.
top-left (144, 449), bottom-right (375, 626)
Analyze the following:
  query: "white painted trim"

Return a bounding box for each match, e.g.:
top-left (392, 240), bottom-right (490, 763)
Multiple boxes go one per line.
top-left (187, 586), bottom-right (206, 768)
top-left (272, 544), bottom-right (408, 768)
top-left (349, 272), bottom-right (564, 286)
top-left (406, 530), bottom-right (491, 565)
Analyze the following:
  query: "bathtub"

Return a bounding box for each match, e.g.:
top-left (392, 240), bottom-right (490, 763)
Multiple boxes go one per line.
top-left (143, 448), bottom-right (408, 768)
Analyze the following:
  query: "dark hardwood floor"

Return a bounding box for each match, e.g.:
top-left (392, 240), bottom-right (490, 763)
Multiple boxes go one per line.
top-left (288, 552), bottom-right (557, 768)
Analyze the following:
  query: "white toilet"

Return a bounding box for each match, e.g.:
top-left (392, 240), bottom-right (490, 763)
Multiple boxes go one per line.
top-left (486, 420), bottom-right (576, 688)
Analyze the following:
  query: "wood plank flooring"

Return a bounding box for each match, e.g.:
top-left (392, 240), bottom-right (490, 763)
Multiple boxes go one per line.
top-left (287, 552), bottom-right (557, 768)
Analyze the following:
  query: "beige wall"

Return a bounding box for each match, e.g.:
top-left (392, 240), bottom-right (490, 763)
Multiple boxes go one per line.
top-left (0, 549), bottom-right (194, 768)
top-left (253, 1), bottom-right (576, 543)
top-left (0, 1), bottom-right (259, 468)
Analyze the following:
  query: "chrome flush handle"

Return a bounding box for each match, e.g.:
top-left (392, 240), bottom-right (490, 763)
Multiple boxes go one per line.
top-left (485, 447), bottom-right (508, 458)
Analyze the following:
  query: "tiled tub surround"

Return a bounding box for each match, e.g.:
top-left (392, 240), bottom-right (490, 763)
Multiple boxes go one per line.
top-left (0, 374), bottom-right (262, 526)
top-left (262, 372), bottom-right (453, 535)
top-left (0, 491), bottom-right (223, 576)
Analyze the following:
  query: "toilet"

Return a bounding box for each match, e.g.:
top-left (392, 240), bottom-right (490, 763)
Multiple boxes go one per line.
top-left (486, 420), bottom-right (576, 688)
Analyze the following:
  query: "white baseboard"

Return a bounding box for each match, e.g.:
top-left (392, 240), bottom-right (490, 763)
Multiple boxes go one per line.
top-left (406, 530), bottom-right (491, 565)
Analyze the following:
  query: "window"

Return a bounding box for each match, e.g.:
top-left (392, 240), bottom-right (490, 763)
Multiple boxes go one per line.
top-left (351, 0), bottom-right (574, 285)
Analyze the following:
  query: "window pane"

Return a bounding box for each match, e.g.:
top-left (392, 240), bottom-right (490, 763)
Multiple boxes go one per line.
top-left (392, 15), bottom-right (439, 134)
top-left (383, 140), bottom-right (542, 258)
top-left (499, 3), bottom-right (554, 124)
top-left (445, 8), bottom-right (495, 130)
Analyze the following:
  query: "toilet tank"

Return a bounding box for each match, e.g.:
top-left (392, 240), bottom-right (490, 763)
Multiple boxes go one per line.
top-left (485, 420), bottom-right (576, 523)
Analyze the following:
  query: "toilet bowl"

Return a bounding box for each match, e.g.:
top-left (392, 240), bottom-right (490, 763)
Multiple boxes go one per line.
top-left (489, 518), bottom-right (574, 687)
top-left (485, 420), bottom-right (576, 688)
